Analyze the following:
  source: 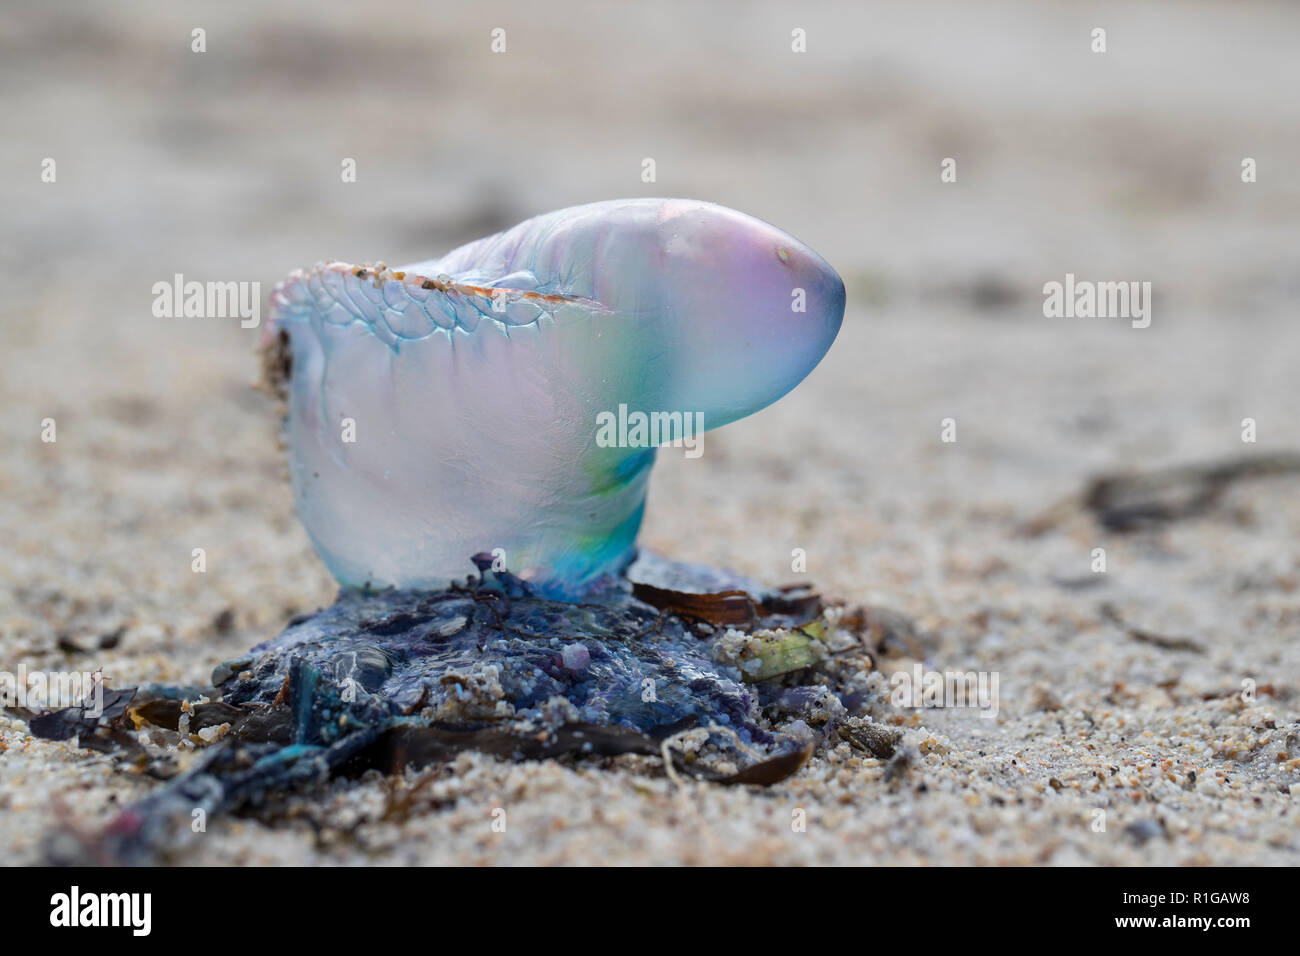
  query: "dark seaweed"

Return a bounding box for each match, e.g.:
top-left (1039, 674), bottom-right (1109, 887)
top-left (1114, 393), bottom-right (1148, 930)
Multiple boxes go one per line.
top-left (36, 554), bottom-right (880, 864)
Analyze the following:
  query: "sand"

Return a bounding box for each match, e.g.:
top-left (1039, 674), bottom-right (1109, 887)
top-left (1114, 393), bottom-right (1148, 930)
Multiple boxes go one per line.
top-left (1, 0), bottom-right (1297, 865)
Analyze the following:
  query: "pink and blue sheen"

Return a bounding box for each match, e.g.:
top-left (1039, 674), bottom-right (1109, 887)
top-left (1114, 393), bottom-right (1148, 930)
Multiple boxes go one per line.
top-left (267, 198), bottom-right (845, 598)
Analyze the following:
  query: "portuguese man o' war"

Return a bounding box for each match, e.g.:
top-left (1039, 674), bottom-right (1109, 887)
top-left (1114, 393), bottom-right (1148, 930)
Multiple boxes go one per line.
top-left (38, 202), bottom-right (851, 860)
top-left (264, 198), bottom-right (845, 598)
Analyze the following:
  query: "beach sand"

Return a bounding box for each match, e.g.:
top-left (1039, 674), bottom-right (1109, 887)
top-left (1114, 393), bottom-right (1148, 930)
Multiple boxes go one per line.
top-left (1, 0), bottom-right (1297, 864)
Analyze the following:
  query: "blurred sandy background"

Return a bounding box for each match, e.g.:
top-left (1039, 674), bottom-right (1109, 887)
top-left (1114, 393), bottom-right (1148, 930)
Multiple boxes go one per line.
top-left (2, 0), bottom-right (1298, 864)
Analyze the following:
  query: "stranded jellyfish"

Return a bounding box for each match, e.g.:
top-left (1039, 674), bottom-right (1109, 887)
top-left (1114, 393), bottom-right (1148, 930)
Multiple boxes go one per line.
top-left (264, 199), bottom-right (845, 597)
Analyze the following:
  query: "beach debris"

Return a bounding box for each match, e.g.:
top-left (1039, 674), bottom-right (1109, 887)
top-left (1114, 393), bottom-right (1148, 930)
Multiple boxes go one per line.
top-left (883, 744), bottom-right (920, 783)
top-left (30, 554), bottom-right (876, 864)
top-left (25, 686), bottom-right (135, 743)
top-left (631, 582), bottom-right (760, 627)
top-left (730, 627), bottom-right (825, 682)
top-left (836, 716), bottom-right (902, 759)
top-left (1123, 818), bottom-right (1168, 845)
top-left (838, 605), bottom-right (930, 659)
top-left (1101, 604), bottom-right (1206, 654)
top-left (1021, 452), bottom-right (1300, 535)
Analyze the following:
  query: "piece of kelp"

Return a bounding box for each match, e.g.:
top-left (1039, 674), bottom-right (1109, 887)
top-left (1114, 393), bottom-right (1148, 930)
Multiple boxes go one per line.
top-left (631, 582), bottom-right (760, 627)
top-left (39, 557), bottom-right (853, 864)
